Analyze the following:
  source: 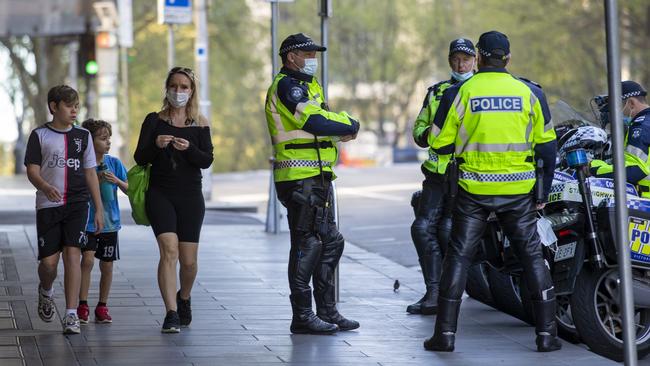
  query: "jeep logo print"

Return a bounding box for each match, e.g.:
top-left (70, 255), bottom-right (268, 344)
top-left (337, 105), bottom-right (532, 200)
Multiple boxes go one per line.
top-left (46, 153), bottom-right (81, 170)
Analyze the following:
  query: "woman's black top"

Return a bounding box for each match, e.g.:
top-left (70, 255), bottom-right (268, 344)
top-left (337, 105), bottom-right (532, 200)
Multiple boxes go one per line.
top-left (134, 112), bottom-right (214, 192)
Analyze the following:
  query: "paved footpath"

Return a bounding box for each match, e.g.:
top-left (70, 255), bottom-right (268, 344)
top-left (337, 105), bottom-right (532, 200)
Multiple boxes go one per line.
top-left (0, 219), bottom-right (634, 366)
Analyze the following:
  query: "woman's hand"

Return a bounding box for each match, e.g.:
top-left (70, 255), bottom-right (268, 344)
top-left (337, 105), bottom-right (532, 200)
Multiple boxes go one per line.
top-left (156, 135), bottom-right (175, 148)
top-left (172, 137), bottom-right (190, 151)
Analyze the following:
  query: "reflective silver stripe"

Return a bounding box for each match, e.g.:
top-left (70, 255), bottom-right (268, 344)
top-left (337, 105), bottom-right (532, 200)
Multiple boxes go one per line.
top-left (544, 118), bottom-right (554, 132)
top-left (526, 118), bottom-right (533, 143)
top-left (293, 99), bottom-right (320, 121)
top-left (454, 93), bottom-right (465, 121)
top-left (273, 160), bottom-right (332, 170)
top-left (626, 144), bottom-right (649, 162)
top-left (429, 123), bottom-right (441, 138)
top-left (459, 170), bottom-right (536, 182)
top-left (462, 142), bottom-right (531, 153)
top-left (270, 92), bottom-right (315, 144)
top-left (456, 123), bottom-right (470, 155)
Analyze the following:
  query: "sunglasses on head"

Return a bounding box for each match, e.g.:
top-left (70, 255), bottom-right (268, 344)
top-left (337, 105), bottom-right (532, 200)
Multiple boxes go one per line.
top-left (169, 67), bottom-right (195, 78)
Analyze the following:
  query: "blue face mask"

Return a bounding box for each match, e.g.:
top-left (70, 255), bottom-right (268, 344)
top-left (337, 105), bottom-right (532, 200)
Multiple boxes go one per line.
top-left (623, 116), bottom-right (633, 126)
top-left (622, 100), bottom-right (633, 125)
top-left (451, 70), bottom-right (473, 82)
top-left (300, 58), bottom-right (318, 76)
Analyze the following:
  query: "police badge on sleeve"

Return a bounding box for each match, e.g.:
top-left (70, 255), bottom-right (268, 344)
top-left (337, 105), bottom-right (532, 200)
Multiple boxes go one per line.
top-left (289, 87), bottom-right (304, 102)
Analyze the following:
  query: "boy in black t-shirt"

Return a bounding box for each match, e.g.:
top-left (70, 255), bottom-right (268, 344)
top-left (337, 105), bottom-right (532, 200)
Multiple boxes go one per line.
top-left (24, 85), bottom-right (105, 334)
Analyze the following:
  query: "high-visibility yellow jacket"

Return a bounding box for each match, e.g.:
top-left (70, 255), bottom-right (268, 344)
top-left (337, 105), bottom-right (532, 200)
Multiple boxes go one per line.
top-left (431, 68), bottom-right (557, 196)
top-left (265, 67), bottom-right (359, 182)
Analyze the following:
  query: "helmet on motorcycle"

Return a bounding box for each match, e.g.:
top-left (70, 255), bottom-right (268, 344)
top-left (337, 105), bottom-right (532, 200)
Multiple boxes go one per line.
top-left (557, 126), bottom-right (609, 166)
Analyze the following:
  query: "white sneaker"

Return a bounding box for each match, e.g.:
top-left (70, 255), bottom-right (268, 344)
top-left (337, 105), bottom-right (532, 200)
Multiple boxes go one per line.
top-left (37, 287), bottom-right (55, 322)
top-left (62, 313), bottom-right (81, 334)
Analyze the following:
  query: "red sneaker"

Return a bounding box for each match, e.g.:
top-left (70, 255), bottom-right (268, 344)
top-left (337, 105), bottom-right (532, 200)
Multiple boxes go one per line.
top-left (77, 303), bottom-right (89, 324)
top-left (94, 305), bottom-right (112, 323)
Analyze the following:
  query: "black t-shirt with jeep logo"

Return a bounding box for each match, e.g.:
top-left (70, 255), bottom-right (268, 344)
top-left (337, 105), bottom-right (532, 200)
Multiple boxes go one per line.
top-left (24, 123), bottom-right (97, 210)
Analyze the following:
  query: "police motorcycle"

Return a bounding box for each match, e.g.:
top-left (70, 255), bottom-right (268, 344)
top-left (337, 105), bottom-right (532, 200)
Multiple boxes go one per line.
top-left (560, 96), bottom-right (650, 361)
top-left (477, 99), bottom-right (650, 361)
top-left (466, 102), bottom-right (604, 330)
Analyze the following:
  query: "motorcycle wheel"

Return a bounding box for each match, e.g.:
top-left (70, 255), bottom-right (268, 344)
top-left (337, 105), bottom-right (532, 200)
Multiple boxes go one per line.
top-left (466, 263), bottom-right (495, 306)
top-left (486, 267), bottom-right (533, 324)
top-left (555, 294), bottom-right (581, 343)
top-left (571, 266), bottom-right (650, 361)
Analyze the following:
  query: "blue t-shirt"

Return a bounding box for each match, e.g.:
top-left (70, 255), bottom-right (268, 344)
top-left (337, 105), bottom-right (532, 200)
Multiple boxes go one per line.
top-left (86, 154), bottom-right (127, 233)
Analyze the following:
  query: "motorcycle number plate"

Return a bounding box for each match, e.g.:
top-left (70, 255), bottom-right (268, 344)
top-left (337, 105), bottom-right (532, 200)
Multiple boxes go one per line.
top-left (554, 241), bottom-right (577, 262)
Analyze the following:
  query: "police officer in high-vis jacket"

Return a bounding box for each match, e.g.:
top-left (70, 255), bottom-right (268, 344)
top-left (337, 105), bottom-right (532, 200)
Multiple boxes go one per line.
top-left (423, 31), bottom-right (562, 353)
top-left (591, 81), bottom-right (650, 196)
top-left (408, 38), bottom-right (476, 315)
top-left (265, 33), bottom-right (360, 334)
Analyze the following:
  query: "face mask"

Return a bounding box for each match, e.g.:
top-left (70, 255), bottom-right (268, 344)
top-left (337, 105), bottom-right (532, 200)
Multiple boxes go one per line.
top-left (623, 116), bottom-right (633, 126)
top-left (622, 100), bottom-right (633, 125)
top-left (300, 58), bottom-right (318, 76)
top-left (451, 70), bottom-right (473, 82)
top-left (167, 90), bottom-right (190, 108)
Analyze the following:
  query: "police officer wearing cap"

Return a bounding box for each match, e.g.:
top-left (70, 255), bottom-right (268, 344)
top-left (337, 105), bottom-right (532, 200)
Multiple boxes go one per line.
top-left (423, 31), bottom-right (562, 352)
top-left (591, 81), bottom-right (650, 196)
top-left (264, 33), bottom-right (360, 334)
top-left (408, 38), bottom-right (476, 315)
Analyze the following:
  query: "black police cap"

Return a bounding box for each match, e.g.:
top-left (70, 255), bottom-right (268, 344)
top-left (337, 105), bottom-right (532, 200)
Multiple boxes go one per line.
top-left (622, 80), bottom-right (647, 100)
top-left (449, 38), bottom-right (476, 57)
top-left (279, 33), bottom-right (326, 55)
top-left (477, 30), bottom-right (510, 60)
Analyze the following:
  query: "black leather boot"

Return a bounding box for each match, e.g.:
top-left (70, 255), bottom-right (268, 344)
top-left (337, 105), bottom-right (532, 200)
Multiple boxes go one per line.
top-left (406, 294), bottom-right (426, 314)
top-left (424, 297), bottom-right (461, 352)
top-left (290, 291), bottom-right (338, 334)
top-left (420, 253), bottom-right (441, 315)
top-left (314, 231), bottom-right (360, 331)
top-left (533, 299), bottom-right (562, 352)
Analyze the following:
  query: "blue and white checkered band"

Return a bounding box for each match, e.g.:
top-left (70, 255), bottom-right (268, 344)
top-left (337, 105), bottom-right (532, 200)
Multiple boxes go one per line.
top-left (273, 160), bottom-right (331, 170)
top-left (477, 47), bottom-right (509, 60)
top-left (477, 47), bottom-right (491, 57)
top-left (460, 170), bottom-right (536, 182)
top-left (452, 46), bottom-right (475, 55)
top-left (623, 90), bottom-right (646, 100)
top-left (280, 41), bottom-right (316, 55)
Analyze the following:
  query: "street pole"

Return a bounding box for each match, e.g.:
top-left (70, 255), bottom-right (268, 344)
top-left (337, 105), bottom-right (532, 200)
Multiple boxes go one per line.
top-left (320, 0), bottom-right (330, 99)
top-left (265, 0), bottom-right (288, 234)
top-left (68, 41), bottom-right (79, 90)
top-left (320, 0), bottom-right (338, 302)
top-left (604, 0), bottom-right (637, 364)
top-left (168, 24), bottom-right (175, 70)
top-left (119, 46), bottom-right (130, 161)
top-left (195, 0), bottom-right (212, 200)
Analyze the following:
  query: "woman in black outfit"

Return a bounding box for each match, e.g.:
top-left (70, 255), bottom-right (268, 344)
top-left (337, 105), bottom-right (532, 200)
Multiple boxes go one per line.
top-left (134, 67), bottom-right (213, 333)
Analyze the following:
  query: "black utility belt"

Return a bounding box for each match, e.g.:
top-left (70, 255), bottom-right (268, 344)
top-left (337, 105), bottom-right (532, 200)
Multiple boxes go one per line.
top-left (285, 141), bottom-right (334, 150)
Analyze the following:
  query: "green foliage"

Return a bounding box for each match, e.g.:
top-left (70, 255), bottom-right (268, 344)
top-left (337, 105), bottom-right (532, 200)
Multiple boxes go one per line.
top-left (124, 0), bottom-right (649, 171)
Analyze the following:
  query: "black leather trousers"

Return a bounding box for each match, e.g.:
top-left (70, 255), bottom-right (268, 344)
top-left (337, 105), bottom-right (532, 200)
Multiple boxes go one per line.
top-left (439, 188), bottom-right (554, 304)
top-left (411, 173), bottom-right (447, 293)
top-left (276, 177), bottom-right (345, 316)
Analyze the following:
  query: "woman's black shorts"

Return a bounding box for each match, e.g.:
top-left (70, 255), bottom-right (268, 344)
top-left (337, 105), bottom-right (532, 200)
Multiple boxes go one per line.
top-left (145, 186), bottom-right (205, 243)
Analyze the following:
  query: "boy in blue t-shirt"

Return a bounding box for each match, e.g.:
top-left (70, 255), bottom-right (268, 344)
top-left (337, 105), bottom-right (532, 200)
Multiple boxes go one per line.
top-left (78, 119), bottom-right (128, 324)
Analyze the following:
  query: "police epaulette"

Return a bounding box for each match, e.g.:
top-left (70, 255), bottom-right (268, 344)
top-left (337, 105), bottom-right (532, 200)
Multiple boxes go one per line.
top-left (518, 77), bottom-right (542, 89)
top-left (427, 79), bottom-right (451, 96)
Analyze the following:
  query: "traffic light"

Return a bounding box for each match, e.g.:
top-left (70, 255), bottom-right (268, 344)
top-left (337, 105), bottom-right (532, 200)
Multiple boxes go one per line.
top-left (78, 32), bottom-right (97, 77)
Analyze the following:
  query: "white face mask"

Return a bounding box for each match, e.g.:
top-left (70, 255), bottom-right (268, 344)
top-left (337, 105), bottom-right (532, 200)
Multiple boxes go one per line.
top-left (300, 58), bottom-right (319, 76)
top-left (167, 90), bottom-right (191, 108)
top-left (451, 70), bottom-right (473, 82)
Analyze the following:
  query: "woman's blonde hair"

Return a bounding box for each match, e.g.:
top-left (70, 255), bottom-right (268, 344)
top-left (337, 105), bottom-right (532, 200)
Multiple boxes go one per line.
top-left (160, 66), bottom-right (208, 126)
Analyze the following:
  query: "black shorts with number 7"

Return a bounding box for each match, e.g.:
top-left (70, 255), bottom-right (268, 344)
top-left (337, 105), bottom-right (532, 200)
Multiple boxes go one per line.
top-left (84, 232), bottom-right (120, 262)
